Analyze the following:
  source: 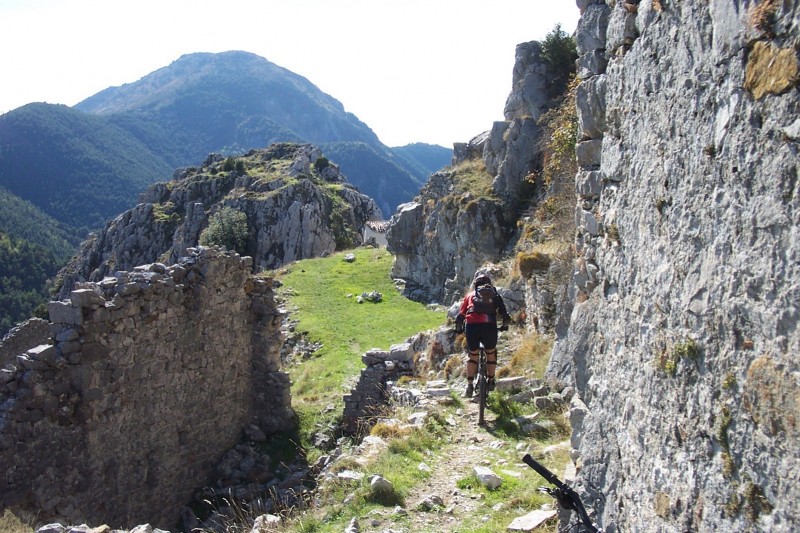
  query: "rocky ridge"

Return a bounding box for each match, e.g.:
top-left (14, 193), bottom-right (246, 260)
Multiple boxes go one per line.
top-left (55, 143), bottom-right (380, 299)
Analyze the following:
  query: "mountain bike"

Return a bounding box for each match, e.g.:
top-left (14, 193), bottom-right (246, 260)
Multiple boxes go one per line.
top-left (476, 342), bottom-right (489, 426)
top-left (455, 324), bottom-right (504, 426)
top-left (522, 453), bottom-right (602, 533)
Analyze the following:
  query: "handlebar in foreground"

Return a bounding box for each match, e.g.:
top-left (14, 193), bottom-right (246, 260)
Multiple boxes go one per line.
top-left (522, 454), bottom-right (601, 533)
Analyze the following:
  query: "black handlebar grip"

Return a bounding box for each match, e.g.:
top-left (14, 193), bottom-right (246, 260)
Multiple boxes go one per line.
top-left (522, 453), bottom-right (565, 489)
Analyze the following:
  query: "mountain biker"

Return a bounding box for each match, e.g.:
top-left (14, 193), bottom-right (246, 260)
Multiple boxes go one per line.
top-left (454, 272), bottom-right (511, 397)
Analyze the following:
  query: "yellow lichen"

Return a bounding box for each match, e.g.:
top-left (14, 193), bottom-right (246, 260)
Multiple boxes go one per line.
top-left (744, 41), bottom-right (799, 100)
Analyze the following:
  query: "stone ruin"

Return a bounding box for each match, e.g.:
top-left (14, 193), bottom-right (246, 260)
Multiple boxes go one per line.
top-left (342, 328), bottom-right (456, 435)
top-left (0, 247), bottom-right (293, 530)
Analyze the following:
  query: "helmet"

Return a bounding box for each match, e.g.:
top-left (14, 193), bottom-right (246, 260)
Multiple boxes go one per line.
top-left (473, 274), bottom-right (491, 287)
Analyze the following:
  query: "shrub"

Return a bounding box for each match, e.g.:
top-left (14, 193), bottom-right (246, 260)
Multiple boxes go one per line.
top-left (517, 250), bottom-right (552, 278)
top-left (199, 206), bottom-right (249, 254)
top-left (674, 338), bottom-right (700, 360)
top-left (657, 337), bottom-right (701, 376)
top-left (314, 156), bottom-right (330, 173)
top-left (538, 77), bottom-right (578, 188)
top-left (541, 24), bottom-right (578, 99)
top-left (723, 373), bottom-right (737, 390)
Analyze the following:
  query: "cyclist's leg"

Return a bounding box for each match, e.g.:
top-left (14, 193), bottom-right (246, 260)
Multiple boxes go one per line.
top-left (485, 348), bottom-right (497, 390)
top-left (464, 323), bottom-right (480, 396)
top-left (482, 325), bottom-right (499, 389)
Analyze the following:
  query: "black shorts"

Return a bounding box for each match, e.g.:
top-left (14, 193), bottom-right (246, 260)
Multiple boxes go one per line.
top-left (465, 322), bottom-right (497, 352)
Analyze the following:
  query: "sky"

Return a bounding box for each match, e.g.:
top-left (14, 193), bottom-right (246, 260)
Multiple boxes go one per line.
top-left (0, 0), bottom-right (580, 148)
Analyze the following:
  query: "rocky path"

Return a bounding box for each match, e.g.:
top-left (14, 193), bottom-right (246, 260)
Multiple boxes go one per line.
top-left (352, 385), bottom-right (562, 533)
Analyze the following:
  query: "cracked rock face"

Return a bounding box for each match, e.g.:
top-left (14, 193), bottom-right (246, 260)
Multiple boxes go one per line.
top-left (552, 1), bottom-right (799, 531)
top-left (386, 38), bottom-right (556, 305)
top-left (386, 171), bottom-right (511, 305)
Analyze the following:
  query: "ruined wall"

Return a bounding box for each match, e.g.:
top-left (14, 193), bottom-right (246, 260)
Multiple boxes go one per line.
top-left (550, 1), bottom-right (799, 531)
top-left (0, 247), bottom-right (292, 530)
top-left (342, 329), bottom-right (456, 434)
top-left (0, 318), bottom-right (50, 366)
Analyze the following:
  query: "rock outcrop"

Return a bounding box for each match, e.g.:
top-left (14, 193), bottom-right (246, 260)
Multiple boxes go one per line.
top-left (55, 143), bottom-right (381, 299)
top-left (386, 170), bottom-right (512, 304)
top-left (388, 39), bottom-right (558, 305)
top-left (0, 247), bottom-right (292, 529)
top-left (550, 1), bottom-right (799, 531)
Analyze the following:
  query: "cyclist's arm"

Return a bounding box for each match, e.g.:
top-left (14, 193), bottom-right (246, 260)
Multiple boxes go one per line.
top-left (495, 294), bottom-right (511, 326)
top-left (499, 297), bottom-right (510, 318)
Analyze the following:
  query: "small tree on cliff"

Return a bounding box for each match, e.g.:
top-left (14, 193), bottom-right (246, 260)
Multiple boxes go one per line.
top-left (199, 207), bottom-right (249, 255)
top-left (541, 24), bottom-right (578, 100)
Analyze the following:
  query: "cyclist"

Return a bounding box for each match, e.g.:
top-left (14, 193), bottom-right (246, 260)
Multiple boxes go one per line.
top-left (454, 272), bottom-right (511, 397)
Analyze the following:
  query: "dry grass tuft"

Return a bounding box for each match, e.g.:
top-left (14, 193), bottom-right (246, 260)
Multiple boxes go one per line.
top-left (516, 250), bottom-right (552, 278)
top-left (371, 422), bottom-right (412, 440)
top-left (502, 331), bottom-right (555, 378)
top-left (0, 511), bottom-right (33, 533)
top-left (750, 0), bottom-right (780, 35)
top-left (443, 354), bottom-right (465, 380)
top-left (451, 159), bottom-right (496, 199)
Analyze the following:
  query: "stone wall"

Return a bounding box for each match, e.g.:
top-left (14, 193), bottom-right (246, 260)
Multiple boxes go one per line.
top-left (0, 318), bottom-right (50, 366)
top-left (550, 1), bottom-right (799, 531)
top-left (342, 328), bottom-right (456, 434)
top-left (0, 247), bottom-right (292, 530)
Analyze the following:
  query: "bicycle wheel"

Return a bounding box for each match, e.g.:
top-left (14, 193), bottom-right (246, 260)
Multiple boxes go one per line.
top-left (478, 349), bottom-right (487, 426)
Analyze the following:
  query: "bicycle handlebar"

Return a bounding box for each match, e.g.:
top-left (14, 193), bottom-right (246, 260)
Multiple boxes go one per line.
top-left (522, 454), bottom-right (600, 533)
top-left (522, 453), bottom-right (564, 488)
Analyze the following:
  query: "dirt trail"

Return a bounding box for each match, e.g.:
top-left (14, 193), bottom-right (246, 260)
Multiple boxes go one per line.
top-left (366, 388), bottom-right (547, 533)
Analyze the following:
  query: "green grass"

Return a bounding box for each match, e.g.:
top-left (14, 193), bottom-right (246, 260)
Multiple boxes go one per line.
top-left (275, 247), bottom-right (445, 445)
top-left (451, 159), bottom-right (496, 199)
top-left (453, 452), bottom-right (562, 533)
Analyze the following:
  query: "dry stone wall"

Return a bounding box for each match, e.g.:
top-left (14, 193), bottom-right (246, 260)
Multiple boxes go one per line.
top-left (342, 328), bottom-right (456, 434)
top-left (0, 247), bottom-right (292, 530)
top-left (550, 1), bottom-right (799, 531)
top-left (0, 318), bottom-right (50, 366)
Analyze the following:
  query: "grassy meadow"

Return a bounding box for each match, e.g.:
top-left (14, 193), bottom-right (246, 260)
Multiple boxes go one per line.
top-left (272, 247), bottom-right (446, 451)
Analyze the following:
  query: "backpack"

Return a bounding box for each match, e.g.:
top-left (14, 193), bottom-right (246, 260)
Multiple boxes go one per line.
top-left (471, 284), bottom-right (499, 315)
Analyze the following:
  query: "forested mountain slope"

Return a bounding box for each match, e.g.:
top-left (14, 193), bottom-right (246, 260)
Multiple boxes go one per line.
top-left (75, 50), bottom-right (440, 216)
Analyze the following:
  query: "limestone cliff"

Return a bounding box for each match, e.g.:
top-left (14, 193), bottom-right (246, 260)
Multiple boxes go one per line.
top-left (387, 40), bottom-right (559, 305)
top-left (55, 143), bottom-right (380, 299)
top-left (551, 1), bottom-right (799, 531)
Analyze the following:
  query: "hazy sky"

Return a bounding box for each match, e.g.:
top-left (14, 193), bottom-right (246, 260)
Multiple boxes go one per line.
top-left (0, 0), bottom-right (579, 148)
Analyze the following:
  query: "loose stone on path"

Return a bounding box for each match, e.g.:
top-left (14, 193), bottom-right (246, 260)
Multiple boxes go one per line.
top-left (507, 509), bottom-right (557, 531)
